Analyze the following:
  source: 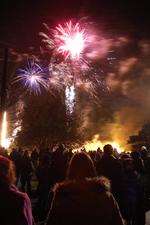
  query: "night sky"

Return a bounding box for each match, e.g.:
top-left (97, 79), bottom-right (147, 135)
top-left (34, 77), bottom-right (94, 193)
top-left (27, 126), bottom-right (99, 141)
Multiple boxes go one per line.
top-left (0, 0), bottom-right (150, 51)
top-left (1, 0), bottom-right (150, 148)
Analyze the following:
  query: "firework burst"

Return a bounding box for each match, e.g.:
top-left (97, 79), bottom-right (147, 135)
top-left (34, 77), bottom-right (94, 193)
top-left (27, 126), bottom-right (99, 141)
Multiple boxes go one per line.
top-left (55, 21), bottom-right (86, 60)
top-left (40, 20), bottom-right (87, 62)
top-left (16, 60), bottom-right (48, 94)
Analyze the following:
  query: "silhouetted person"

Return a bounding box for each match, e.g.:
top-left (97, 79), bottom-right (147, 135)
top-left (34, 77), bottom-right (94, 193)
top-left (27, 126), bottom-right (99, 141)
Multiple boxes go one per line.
top-left (0, 155), bottom-right (33, 225)
top-left (51, 144), bottom-right (67, 184)
top-left (131, 151), bottom-right (145, 174)
top-left (121, 158), bottom-right (145, 225)
top-left (36, 155), bottom-right (53, 221)
top-left (46, 152), bottom-right (124, 225)
top-left (96, 147), bottom-right (103, 162)
top-left (97, 144), bottom-right (124, 206)
top-left (20, 151), bottom-right (33, 194)
top-left (31, 148), bottom-right (39, 168)
top-left (10, 148), bottom-right (22, 185)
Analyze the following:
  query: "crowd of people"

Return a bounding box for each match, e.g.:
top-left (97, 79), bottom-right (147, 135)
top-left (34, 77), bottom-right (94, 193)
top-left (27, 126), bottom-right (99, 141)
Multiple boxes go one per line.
top-left (0, 144), bottom-right (150, 225)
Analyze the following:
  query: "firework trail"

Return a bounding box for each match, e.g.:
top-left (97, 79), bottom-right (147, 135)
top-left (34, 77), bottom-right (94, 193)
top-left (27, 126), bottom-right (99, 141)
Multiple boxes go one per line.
top-left (48, 61), bottom-right (75, 113)
top-left (65, 85), bottom-right (76, 114)
top-left (16, 60), bottom-right (48, 95)
top-left (0, 111), bottom-right (10, 148)
top-left (49, 60), bottom-right (108, 107)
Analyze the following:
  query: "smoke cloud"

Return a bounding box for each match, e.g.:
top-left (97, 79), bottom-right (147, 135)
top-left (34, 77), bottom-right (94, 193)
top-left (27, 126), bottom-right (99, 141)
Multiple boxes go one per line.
top-left (78, 37), bottom-right (150, 150)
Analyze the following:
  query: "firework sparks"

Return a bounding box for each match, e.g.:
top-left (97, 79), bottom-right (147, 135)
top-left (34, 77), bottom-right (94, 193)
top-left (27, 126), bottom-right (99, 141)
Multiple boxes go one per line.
top-left (16, 60), bottom-right (48, 94)
top-left (0, 111), bottom-right (10, 149)
top-left (12, 100), bottom-right (23, 140)
top-left (49, 62), bottom-right (76, 113)
top-left (55, 21), bottom-right (86, 60)
top-left (41, 21), bottom-right (87, 61)
top-left (49, 61), bottom-right (108, 110)
top-left (65, 85), bottom-right (76, 114)
top-left (49, 61), bottom-right (73, 86)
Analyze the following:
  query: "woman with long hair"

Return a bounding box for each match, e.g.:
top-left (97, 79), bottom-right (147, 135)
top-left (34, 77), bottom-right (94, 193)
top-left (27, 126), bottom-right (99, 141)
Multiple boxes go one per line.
top-left (0, 155), bottom-right (33, 225)
top-left (46, 152), bottom-right (124, 225)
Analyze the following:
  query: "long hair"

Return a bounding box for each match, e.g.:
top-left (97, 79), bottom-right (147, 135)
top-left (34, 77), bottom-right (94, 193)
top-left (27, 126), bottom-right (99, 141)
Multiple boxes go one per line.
top-left (67, 152), bottom-right (97, 180)
top-left (0, 156), bottom-right (16, 186)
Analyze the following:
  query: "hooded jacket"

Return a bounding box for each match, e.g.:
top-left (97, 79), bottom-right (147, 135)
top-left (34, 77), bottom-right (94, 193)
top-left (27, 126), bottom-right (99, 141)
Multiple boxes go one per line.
top-left (0, 184), bottom-right (33, 225)
top-left (46, 177), bottom-right (124, 225)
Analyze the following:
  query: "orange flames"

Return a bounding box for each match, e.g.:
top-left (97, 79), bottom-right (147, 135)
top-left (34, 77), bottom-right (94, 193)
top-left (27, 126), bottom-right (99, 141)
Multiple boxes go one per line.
top-left (83, 134), bottom-right (125, 153)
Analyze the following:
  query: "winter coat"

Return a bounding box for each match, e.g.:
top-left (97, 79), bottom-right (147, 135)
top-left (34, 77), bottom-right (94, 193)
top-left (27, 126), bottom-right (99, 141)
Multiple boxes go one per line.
top-left (46, 177), bottom-right (124, 225)
top-left (122, 171), bottom-right (145, 225)
top-left (21, 156), bottom-right (33, 177)
top-left (97, 155), bottom-right (124, 201)
top-left (0, 184), bottom-right (33, 225)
